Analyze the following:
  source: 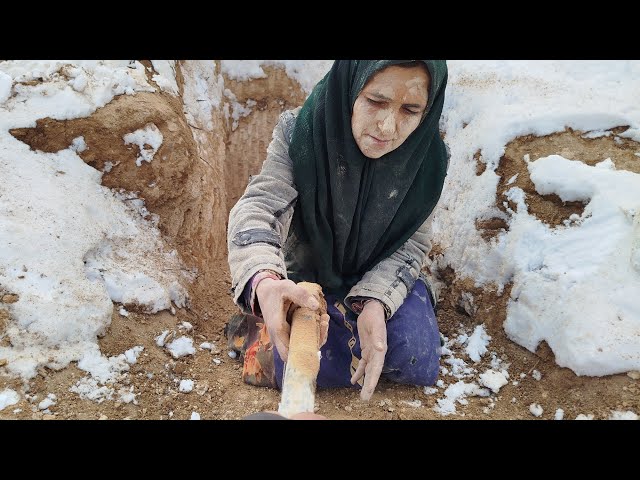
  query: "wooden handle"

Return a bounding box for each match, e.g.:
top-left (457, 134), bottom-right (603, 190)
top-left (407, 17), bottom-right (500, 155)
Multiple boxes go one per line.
top-left (277, 282), bottom-right (326, 418)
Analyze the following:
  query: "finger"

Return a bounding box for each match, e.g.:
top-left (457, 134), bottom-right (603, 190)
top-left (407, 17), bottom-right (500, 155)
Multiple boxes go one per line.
top-left (266, 317), bottom-right (289, 363)
top-left (350, 357), bottom-right (366, 385)
top-left (271, 330), bottom-right (289, 363)
top-left (282, 283), bottom-right (320, 310)
top-left (281, 314), bottom-right (291, 337)
top-left (319, 313), bottom-right (330, 348)
top-left (360, 352), bottom-right (385, 401)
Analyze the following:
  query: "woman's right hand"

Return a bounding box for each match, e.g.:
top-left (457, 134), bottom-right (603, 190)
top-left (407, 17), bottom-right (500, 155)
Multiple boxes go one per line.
top-left (255, 278), bottom-right (327, 362)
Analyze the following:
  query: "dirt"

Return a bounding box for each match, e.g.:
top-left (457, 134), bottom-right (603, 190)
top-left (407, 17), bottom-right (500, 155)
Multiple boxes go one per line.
top-left (478, 126), bottom-right (640, 238)
top-left (2, 63), bottom-right (639, 421)
top-left (222, 66), bottom-right (307, 210)
top-left (3, 254), bottom-right (638, 420)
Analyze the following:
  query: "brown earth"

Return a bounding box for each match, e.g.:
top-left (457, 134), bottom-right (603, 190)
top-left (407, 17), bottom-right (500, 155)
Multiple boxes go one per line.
top-left (478, 126), bottom-right (640, 239)
top-left (1, 63), bottom-right (639, 421)
top-left (222, 66), bottom-right (307, 210)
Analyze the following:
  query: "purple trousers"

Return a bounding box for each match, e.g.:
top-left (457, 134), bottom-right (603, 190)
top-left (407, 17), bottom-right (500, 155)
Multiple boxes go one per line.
top-left (274, 278), bottom-right (442, 390)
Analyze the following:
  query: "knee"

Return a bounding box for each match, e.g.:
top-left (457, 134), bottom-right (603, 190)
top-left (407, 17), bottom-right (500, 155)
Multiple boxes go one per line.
top-left (384, 283), bottom-right (442, 385)
top-left (384, 329), bottom-right (441, 386)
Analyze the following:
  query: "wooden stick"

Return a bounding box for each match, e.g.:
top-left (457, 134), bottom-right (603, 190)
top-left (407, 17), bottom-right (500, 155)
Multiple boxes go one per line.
top-left (278, 282), bottom-right (326, 418)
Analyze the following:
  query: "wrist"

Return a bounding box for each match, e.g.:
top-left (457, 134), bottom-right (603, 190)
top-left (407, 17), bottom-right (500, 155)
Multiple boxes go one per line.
top-left (357, 298), bottom-right (391, 321)
top-left (250, 270), bottom-right (281, 316)
top-left (362, 298), bottom-right (385, 313)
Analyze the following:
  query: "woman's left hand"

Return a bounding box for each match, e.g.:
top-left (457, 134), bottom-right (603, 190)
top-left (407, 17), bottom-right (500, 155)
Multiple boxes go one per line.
top-left (351, 300), bottom-right (387, 401)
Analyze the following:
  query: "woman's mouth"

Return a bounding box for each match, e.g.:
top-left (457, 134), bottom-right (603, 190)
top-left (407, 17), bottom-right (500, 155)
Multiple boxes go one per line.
top-left (368, 134), bottom-right (391, 146)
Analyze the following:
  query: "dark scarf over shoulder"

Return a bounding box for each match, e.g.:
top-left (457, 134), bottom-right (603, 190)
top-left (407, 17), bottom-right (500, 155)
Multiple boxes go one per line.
top-left (286, 60), bottom-right (449, 296)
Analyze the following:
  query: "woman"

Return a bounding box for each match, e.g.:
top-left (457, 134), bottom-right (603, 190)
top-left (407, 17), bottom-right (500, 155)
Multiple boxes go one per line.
top-left (227, 60), bottom-right (449, 401)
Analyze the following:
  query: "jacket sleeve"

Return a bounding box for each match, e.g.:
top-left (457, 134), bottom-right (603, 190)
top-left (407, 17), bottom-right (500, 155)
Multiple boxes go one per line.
top-left (227, 109), bottom-right (299, 311)
top-left (344, 214), bottom-right (435, 320)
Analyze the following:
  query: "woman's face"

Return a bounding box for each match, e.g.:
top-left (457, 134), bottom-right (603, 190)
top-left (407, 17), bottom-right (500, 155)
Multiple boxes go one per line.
top-left (351, 64), bottom-right (430, 159)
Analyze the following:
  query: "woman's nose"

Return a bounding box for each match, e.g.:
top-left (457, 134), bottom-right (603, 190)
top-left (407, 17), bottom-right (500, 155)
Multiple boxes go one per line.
top-left (379, 112), bottom-right (396, 136)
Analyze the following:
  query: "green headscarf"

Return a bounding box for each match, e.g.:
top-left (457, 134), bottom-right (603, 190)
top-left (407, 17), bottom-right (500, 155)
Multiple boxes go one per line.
top-left (286, 60), bottom-right (449, 296)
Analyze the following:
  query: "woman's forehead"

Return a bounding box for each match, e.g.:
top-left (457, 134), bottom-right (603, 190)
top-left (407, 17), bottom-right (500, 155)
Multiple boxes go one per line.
top-left (363, 66), bottom-right (430, 98)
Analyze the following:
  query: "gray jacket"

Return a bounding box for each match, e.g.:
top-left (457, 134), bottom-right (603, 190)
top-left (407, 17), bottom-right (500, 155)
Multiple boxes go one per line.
top-left (228, 108), bottom-right (436, 319)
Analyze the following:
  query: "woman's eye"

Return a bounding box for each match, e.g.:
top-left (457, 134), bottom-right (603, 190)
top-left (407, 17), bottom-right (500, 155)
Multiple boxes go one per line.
top-left (366, 98), bottom-right (382, 105)
top-left (404, 108), bottom-right (420, 115)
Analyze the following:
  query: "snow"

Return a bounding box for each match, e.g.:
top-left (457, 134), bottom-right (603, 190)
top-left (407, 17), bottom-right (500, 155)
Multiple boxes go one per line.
top-left (180, 61), bottom-right (224, 131)
top-left (529, 403), bottom-right (543, 417)
top-left (179, 379), bottom-right (194, 393)
top-left (70, 377), bottom-right (114, 403)
top-left (434, 381), bottom-right (490, 415)
top-left (70, 136), bottom-right (87, 153)
top-left (0, 61), bottom-right (191, 381)
top-left (166, 336), bottom-right (195, 358)
top-left (582, 129), bottom-right (612, 139)
top-left (150, 61), bottom-right (179, 95)
top-left (434, 60), bottom-right (640, 377)
top-left (0, 61), bottom-right (153, 117)
top-left (155, 330), bottom-right (170, 347)
top-left (576, 414), bottom-right (594, 420)
top-left (220, 60), bottom-right (332, 94)
top-left (190, 411), bottom-right (200, 420)
top-left (608, 410), bottom-right (638, 420)
top-left (554, 408), bottom-right (564, 420)
top-left (620, 127), bottom-right (640, 142)
top-left (594, 158), bottom-right (615, 170)
top-left (68, 346), bottom-right (142, 403)
top-left (423, 386), bottom-right (438, 395)
top-left (70, 73), bottom-right (88, 93)
top-left (38, 393), bottom-right (57, 410)
top-left (199, 342), bottom-right (213, 350)
top-left (178, 321), bottom-right (193, 331)
top-left (77, 348), bottom-right (131, 383)
top-left (119, 386), bottom-right (136, 404)
top-left (123, 123), bottom-right (163, 166)
top-left (490, 353), bottom-right (510, 373)
top-left (124, 346), bottom-right (144, 364)
top-left (83, 192), bottom-right (190, 313)
top-left (433, 327), bottom-right (508, 415)
top-left (465, 324), bottom-right (491, 362)
top-left (502, 155), bottom-right (640, 375)
top-left (478, 369), bottom-right (508, 393)
top-left (0, 389), bottom-right (20, 410)
top-left (440, 350), bottom-right (470, 379)
top-left (222, 88), bottom-right (257, 131)
top-left (532, 370), bottom-right (542, 381)
top-left (0, 71), bottom-right (12, 104)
